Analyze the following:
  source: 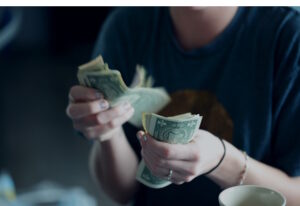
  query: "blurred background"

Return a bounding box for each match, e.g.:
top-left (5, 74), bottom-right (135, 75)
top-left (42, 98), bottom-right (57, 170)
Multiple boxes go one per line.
top-left (0, 7), bottom-right (115, 205)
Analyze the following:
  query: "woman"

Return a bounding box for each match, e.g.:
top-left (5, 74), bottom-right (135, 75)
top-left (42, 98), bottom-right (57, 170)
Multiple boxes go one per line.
top-left (66, 7), bottom-right (300, 205)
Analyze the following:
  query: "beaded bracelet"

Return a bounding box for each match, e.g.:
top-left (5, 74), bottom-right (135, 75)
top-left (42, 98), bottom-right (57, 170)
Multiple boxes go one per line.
top-left (239, 151), bottom-right (249, 185)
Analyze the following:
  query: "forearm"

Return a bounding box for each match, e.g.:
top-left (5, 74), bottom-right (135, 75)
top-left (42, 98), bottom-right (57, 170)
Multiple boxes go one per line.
top-left (89, 127), bottom-right (139, 204)
top-left (207, 140), bottom-right (300, 206)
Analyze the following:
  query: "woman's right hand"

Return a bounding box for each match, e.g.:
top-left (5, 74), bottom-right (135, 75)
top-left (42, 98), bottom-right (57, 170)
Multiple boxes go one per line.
top-left (66, 85), bottom-right (134, 141)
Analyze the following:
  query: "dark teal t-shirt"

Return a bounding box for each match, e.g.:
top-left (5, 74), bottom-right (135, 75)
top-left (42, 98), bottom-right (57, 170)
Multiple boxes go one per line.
top-left (93, 7), bottom-right (300, 206)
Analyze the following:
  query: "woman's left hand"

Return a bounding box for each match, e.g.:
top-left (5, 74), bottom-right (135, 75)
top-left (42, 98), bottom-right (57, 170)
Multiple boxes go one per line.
top-left (137, 129), bottom-right (224, 185)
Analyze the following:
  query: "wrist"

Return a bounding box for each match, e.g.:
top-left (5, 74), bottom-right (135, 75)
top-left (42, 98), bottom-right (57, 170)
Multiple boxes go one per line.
top-left (206, 140), bottom-right (245, 188)
top-left (97, 127), bottom-right (124, 143)
top-left (202, 137), bottom-right (226, 176)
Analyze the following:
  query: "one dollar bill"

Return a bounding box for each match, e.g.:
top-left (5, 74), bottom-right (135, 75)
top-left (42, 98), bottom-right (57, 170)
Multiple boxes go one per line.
top-left (77, 55), bottom-right (170, 127)
top-left (136, 113), bottom-right (202, 189)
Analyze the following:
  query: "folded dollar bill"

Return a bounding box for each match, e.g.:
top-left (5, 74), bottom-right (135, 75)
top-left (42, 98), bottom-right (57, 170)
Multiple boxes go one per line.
top-left (77, 55), bottom-right (170, 127)
top-left (136, 112), bottom-right (202, 189)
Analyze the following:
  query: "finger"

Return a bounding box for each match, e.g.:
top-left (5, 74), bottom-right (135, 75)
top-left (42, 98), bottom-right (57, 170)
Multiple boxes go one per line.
top-left (142, 146), bottom-right (193, 176)
top-left (66, 99), bottom-right (109, 119)
top-left (136, 130), bottom-right (146, 146)
top-left (163, 159), bottom-right (198, 176)
top-left (69, 85), bottom-right (103, 102)
top-left (170, 173), bottom-right (186, 185)
top-left (142, 152), bottom-right (168, 178)
top-left (97, 102), bottom-right (131, 124)
top-left (141, 148), bottom-right (161, 174)
top-left (167, 170), bottom-right (191, 185)
top-left (72, 102), bottom-right (131, 128)
top-left (142, 156), bottom-right (186, 184)
top-left (107, 107), bottom-right (134, 128)
top-left (73, 107), bottom-right (134, 131)
top-left (81, 125), bottom-right (122, 140)
top-left (173, 181), bottom-right (185, 185)
top-left (141, 133), bottom-right (198, 161)
top-left (137, 131), bottom-right (197, 162)
top-left (73, 114), bottom-right (101, 129)
top-left (80, 124), bottom-right (110, 139)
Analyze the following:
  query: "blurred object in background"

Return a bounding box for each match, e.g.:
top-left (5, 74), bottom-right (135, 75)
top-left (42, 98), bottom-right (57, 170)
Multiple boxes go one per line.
top-left (0, 171), bottom-right (16, 203)
top-left (17, 182), bottom-right (97, 206)
top-left (0, 7), bottom-right (115, 206)
top-left (0, 8), bottom-right (22, 51)
top-left (0, 171), bottom-right (97, 206)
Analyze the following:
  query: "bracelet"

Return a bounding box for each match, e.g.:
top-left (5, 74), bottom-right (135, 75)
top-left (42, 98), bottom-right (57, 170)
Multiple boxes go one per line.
top-left (203, 138), bottom-right (226, 176)
top-left (239, 151), bottom-right (248, 185)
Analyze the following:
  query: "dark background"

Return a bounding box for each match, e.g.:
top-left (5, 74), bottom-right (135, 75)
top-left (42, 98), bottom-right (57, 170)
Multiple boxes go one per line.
top-left (0, 7), bottom-right (113, 204)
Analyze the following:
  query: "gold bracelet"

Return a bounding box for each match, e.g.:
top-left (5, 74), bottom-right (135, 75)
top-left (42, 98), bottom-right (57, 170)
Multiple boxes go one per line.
top-left (239, 151), bottom-right (248, 185)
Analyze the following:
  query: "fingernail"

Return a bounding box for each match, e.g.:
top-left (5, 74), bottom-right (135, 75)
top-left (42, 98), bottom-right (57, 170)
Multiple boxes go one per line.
top-left (143, 134), bottom-right (147, 142)
top-left (95, 92), bottom-right (103, 99)
top-left (99, 99), bottom-right (108, 109)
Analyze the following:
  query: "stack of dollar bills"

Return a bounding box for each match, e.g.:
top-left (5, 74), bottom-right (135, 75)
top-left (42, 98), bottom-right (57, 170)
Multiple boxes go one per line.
top-left (136, 112), bottom-right (202, 188)
top-left (77, 55), bottom-right (171, 127)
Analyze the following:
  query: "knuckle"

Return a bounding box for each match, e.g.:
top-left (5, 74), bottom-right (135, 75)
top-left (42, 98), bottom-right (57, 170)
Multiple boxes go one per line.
top-left (112, 106), bottom-right (123, 116)
top-left (86, 102), bottom-right (97, 114)
top-left (66, 105), bottom-right (76, 117)
top-left (189, 165), bottom-right (199, 176)
top-left (184, 176), bottom-right (194, 182)
top-left (108, 120), bottom-right (117, 128)
top-left (69, 86), bottom-right (78, 95)
top-left (173, 181), bottom-right (183, 185)
top-left (156, 158), bottom-right (165, 167)
top-left (192, 151), bottom-right (201, 161)
top-left (96, 113), bottom-right (106, 124)
top-left (86, 90), bottom-right (96, 99)
top-left (161, 147), bottom-right (171, 159)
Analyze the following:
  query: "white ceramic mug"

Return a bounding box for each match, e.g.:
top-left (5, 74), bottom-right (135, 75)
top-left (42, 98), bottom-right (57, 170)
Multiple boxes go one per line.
top-left (219, 185), bottom-right (286, 206)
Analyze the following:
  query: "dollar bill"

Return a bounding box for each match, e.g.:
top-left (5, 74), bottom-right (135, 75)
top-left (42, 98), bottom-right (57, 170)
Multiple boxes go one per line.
top-left (77, 55), bottom-right (170, 127)
top-left (136, 113), bottom-right (202, 189)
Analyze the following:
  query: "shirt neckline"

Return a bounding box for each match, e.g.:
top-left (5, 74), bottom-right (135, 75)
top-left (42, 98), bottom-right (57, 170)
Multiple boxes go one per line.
top-left (165, 7), bottom-right (247, 57)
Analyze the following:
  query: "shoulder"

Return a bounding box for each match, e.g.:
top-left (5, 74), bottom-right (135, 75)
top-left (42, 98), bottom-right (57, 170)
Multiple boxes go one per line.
top-left (244, 7), bottom-right (300, 74)
top-left (268, 7), bottom-right (300, 39)
top-left (243, 7), bottom-right (300, 38)
top-left (271, 8), bottom-right (300, 77)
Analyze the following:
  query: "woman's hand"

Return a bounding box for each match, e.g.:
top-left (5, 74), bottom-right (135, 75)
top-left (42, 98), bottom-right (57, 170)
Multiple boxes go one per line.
top-left (66, 85), bottom-right (134, 141)
top-left (137, 129), bottom-right (224, 185)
